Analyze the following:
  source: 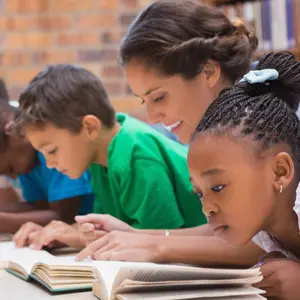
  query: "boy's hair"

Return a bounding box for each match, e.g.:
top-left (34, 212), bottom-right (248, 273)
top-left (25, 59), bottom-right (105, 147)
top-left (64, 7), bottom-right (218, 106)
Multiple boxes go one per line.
top-left (15, 64), bottom-right (116, 133)
top-left (120, 0), bottom-right (258, 82)
top-left (195, 51), bottom-right (300, 163)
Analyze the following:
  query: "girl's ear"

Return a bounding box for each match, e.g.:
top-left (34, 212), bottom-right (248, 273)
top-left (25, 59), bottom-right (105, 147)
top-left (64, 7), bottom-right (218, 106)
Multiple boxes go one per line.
top-left (272, 152), bottom-right (295, 192)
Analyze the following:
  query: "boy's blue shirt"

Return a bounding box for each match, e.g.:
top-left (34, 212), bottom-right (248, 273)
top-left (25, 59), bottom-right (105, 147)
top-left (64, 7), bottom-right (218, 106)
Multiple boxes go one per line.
top-left (17, 152), bottom-right (94, 215)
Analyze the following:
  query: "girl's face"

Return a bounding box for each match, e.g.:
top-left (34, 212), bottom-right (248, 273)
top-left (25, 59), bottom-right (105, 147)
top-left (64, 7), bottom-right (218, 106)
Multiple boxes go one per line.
top-left (125, 60), bottom-right (223, 144)
top-left (187, 133), bottom-right (282, 245)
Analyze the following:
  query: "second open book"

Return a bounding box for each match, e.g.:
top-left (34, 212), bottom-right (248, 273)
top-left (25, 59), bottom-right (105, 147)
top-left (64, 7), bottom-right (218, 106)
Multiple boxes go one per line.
top-left (0, 241), bottom-right (265, 299)
top-left (0, 241), bottom-right (93, 292)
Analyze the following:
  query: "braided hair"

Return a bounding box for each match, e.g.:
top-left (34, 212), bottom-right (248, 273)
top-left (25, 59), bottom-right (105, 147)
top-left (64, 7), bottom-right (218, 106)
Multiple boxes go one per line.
top-left (195, 52), bottom-right (300, 164)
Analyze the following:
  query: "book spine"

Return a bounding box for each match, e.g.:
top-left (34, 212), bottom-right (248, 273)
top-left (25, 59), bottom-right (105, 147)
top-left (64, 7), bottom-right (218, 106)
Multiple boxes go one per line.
top-left (261, 0), bottom-right (272, 51)
top-left (271, 0), bottom-right (288, 50)
top-left (253, 1), bottom-right (263, 50)
top-left (286, 0), bottom-right (295, 48)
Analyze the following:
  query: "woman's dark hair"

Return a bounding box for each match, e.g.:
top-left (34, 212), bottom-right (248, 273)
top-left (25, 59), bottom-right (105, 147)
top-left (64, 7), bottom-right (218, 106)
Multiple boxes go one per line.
top-left (120, 0), bottom-right (258, 82)
top-left (195, 51), bottom-right (300, 164)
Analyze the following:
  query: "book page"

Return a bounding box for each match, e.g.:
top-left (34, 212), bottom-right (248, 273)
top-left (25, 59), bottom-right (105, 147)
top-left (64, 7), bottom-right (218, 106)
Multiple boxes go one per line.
top-left (114, 275), bottom-right (263, 294)
top-left (0, 241), bottom-right (54, 275)
top-left (114, 263), bottom-right (260, 292)
top-left (8, 246), bottom-right (54, 276)
top-left (117, 294), bottom-right (266, 300)
top-left (115, 286), bottom-right (265, 300)
top-left (93, 261), bottom-right (131, 300)
top-left (92, 261), bottom-right (261, 300)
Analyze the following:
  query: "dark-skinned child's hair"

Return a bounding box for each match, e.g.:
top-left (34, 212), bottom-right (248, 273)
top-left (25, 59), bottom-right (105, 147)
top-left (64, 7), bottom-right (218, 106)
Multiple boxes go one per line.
top-left (195, 51), bottom-right (300, 165)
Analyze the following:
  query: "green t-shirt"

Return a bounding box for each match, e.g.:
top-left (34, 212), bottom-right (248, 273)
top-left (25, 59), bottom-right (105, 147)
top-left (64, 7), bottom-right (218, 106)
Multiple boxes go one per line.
top-left (90, 113), bottom-right (207, 230)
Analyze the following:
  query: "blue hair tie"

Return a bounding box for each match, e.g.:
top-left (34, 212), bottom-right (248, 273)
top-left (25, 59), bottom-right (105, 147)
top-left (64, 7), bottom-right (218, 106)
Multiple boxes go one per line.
top-left (240, 69), bottom-right (279, 84)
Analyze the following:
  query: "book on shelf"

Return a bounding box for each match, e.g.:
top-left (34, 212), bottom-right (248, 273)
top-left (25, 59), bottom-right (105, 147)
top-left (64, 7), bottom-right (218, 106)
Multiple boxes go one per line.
top-left (92, 261), bottom-right (265, 300)
top-left (216, 0), bottom-right (297, 54)
top-left (0, 241), bottom-right (93, 292)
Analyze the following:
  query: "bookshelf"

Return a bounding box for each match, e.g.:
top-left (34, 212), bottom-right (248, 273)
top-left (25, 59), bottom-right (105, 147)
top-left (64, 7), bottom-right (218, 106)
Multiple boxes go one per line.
top-left (204, 0), bottom-right (300, 60)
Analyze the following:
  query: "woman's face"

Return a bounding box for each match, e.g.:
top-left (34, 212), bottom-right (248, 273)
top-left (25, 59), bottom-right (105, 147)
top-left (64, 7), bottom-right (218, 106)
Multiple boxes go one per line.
top-left (125, 60), bottom-right (221, 144)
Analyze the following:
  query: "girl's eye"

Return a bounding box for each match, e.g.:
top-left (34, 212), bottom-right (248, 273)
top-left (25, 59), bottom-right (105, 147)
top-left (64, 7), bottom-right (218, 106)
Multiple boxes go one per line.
top-left (194, 191), bottom-right (203, 198)
top-left (211, 185), bottom-right (225, 193)
top-left (48, 148), bottom-right (57, 155)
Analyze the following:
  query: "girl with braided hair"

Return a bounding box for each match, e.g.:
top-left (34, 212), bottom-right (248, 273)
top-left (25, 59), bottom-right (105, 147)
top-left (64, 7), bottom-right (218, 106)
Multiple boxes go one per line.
top-left (188, 51), bottom-right (300, 300)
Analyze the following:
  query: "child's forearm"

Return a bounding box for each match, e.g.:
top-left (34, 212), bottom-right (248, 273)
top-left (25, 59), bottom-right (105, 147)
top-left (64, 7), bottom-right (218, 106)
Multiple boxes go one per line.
top-left (0, 189), bottom-right (35, 213)
top-left (155, 236), bottom-right (265, 267)
top-left (0, 210), bottom-right (60, 233)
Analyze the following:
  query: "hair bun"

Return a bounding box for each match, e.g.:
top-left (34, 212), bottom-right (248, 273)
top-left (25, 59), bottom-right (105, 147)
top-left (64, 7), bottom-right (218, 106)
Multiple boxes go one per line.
top-left (232, 18), bottom-right (248, 35)
top-left (232, 18), bottom-right (258, 52)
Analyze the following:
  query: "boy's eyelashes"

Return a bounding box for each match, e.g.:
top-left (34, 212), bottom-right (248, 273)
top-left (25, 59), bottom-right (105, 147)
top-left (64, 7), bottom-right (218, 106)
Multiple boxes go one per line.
top-left (48, 148), bottom-right (57, 155)
top-left (193, 188), bottom-right (203, 198)
top-left (195, 191), bottom-right (203, 198)
top-left (153, 95), bottom-right (165, 103)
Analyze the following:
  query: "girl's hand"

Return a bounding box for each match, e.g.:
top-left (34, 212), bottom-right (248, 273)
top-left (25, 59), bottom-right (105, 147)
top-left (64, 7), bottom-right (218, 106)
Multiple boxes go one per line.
top-left (255, 258), bottom-right (300, 299)
top-left (28, 220), bottom-right (87, 250)
top-left (76, 231), bottom-right (161, 262)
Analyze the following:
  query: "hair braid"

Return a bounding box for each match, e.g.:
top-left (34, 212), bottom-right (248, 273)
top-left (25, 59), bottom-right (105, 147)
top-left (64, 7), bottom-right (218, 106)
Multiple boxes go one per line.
top-left (196, 52), bottom-right (300, 163)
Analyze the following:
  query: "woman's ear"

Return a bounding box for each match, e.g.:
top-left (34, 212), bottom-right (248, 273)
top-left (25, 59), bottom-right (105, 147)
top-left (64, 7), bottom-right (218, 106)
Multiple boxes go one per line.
top-left (203, 60), bottom-right (221, 88)
top-left (272, 152), bottom-right (295, 192)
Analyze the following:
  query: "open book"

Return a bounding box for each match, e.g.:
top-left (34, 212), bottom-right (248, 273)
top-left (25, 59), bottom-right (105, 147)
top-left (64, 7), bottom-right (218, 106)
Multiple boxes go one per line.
top-left (92, 261), bottom-right (265, 300)
top-left (0, 241), bottom-right (93, 292)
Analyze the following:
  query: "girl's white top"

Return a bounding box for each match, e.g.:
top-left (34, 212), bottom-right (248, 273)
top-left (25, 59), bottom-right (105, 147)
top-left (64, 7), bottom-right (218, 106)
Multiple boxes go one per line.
top-left (252, 182), bottom-right (300, 260)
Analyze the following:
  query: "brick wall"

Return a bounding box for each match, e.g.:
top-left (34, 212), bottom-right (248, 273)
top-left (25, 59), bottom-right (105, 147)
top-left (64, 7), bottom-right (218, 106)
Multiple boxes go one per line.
top-left (0, 0), bottom-right (153, 111)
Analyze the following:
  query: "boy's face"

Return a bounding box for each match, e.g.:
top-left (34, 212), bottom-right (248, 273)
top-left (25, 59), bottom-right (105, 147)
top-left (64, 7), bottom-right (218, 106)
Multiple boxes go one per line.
top-left (0, 135), bottom-right (37, 179)
top-left (187, 133), bottom-right (277, 246)
top-left (25, 124), bottom-right (94, 179)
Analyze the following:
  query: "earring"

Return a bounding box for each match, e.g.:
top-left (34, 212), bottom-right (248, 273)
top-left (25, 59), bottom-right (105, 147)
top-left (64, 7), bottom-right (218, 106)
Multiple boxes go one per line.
top-left (280, 184), bottom-right (283, 193)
